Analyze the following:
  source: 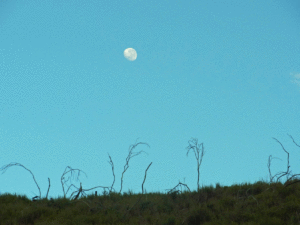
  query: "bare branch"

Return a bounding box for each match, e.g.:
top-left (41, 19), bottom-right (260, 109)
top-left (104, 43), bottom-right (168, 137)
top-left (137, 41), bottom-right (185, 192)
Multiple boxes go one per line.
top-left (107, 153), bottom-right (115, 194)
top-left (60, 166), bottom-right (88, 198)
top-left (271, 137), bottom-right (291, 183)
top-left (0, 162), bottom-right (42, 199)
top-left (283, 134), bottom-right (300, 186)
top-left (119, 138), bottom-right (150, 194)
top-left (288, 133), bottom-right (300, 148)
top-left (71, 182), bottom-right (83, 200)
top-left (267, 155), bottom-right (282, 183)
top-left (142, 162), bottom-right (152, 194)
top-left (67, 153), bottom-right (118, 199)
top-left (45, 178), bottom-right (50, 199)
top-left (268, 135), bottom-right (299, 185)
top-left (165, 181), bottom-right (191, 194)
top-left (186, 138), bottom-right (205, 191)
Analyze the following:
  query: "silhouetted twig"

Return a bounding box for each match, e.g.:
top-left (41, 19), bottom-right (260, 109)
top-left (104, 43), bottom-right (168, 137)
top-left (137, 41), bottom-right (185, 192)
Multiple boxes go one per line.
top-left (119, 138), bottom-right (150, 194)
top-left (186, 138), bottom-right (205, 191)
top-left (0, 163), bottom-right (42, 200)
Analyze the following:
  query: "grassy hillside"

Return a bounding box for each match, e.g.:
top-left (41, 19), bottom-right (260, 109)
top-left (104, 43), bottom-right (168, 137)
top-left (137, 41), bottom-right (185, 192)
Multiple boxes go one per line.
top-left (1, 178), bottom-right (300, 225)
top-left (1, 136), bottom-right (299, 224)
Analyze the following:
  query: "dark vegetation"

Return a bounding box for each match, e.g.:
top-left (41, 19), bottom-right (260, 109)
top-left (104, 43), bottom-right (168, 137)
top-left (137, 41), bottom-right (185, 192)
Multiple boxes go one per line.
top-left (1, 135), bottom-right (300, 224)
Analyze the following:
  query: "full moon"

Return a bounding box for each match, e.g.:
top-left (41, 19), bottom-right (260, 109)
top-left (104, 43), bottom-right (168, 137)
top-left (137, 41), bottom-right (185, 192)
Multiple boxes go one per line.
top-left (124, 48), bottom-right (137, 61)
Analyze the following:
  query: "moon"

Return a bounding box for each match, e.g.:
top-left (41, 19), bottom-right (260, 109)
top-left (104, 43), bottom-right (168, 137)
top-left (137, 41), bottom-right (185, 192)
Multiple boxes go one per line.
top-left (124, 48), bottom-right (137, 61)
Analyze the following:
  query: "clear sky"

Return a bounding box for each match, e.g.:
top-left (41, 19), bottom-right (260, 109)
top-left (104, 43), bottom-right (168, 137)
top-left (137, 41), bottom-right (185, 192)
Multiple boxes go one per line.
top-left (0, 0), bottom-right (300, 200)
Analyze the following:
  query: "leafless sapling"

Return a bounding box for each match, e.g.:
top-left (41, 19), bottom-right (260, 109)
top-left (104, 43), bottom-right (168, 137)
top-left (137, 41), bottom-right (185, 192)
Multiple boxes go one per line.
top-left (119, 138), bottom-right (150, 194)
top-left (267, 134), bottom-right (300, 188)
top-left (186, 138), bottom-right (205, 192)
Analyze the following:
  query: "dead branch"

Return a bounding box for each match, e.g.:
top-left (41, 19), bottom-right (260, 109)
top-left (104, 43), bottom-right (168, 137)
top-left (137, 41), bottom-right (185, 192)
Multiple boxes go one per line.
top-left (107, 153), bottom-right (115, 194)
top-left (288, 133), bottom-right (300, 148)
top-left (186, 138), bottom-right (205, 191)
top-left (267, 155), bottom-right (283, 183)
top-left (0, 162), bottom-right (42, 200)
top-left (60, 166), bottom-right (88, 198)
top-left (61, 139), bottom-right (150, 200)
top-left (45, 177), bottom-right (50, 199)
top-left (119, 138), bottom-right (150, 194)
top-left (67, 152), bottom-right (118, 199)
top-left (142, 162), bottom-right (152, 194)
top-left (165, 181), bottom-right (191, 194)
top-left (283, 134), bottom-right (300, 188)
top-left (71, 182), bottom-right (83, 200)
top-left (268, 134), bottom-right (300, 188)
top-left (272, 137), bottom-right (291, 183)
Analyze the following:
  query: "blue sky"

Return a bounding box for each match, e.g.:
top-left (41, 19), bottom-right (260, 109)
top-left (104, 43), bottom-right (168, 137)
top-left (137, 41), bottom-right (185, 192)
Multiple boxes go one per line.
top-left (0, 0), bottom-right (300, 200)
